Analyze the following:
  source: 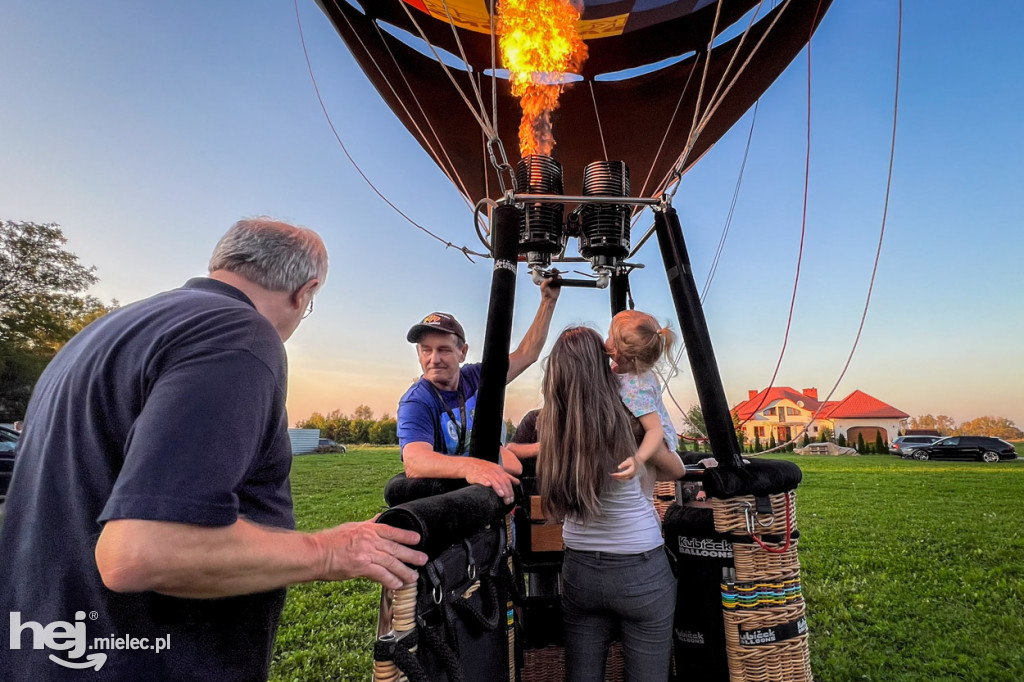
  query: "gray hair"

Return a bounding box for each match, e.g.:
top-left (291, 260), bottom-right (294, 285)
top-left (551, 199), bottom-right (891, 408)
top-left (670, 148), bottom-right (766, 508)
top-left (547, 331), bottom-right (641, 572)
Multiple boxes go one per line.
top-left (209, 217), bottom-right (328, 292)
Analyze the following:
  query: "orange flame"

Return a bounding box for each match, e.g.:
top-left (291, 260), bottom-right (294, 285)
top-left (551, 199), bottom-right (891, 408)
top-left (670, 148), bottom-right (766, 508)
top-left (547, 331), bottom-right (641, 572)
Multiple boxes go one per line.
top-left (498, 0), bottom-right (588, 157)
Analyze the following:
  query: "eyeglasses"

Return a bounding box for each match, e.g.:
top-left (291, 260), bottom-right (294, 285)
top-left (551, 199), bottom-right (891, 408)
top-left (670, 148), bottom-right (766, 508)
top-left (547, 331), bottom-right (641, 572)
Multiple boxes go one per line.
top-left (302, 297), bottom-right (314, 320)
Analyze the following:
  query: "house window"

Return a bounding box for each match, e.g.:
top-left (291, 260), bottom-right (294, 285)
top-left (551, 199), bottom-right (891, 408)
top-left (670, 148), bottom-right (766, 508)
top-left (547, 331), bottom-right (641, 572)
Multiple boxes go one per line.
top-left (813, 426), bottom-right (819, 433)
top-left (754, 427), bottom-right (766, 437)
top-left (787, 407), bottom-right (801, 416)
top-left (763, 408), bottom-right (776, 417)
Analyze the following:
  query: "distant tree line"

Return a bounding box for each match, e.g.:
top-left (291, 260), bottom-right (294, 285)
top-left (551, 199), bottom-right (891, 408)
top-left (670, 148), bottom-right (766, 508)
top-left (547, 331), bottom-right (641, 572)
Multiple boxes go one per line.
top-left (909, 414), bottom-right (1023, 440)
top-left (296, 405), bottom-right (398, 445)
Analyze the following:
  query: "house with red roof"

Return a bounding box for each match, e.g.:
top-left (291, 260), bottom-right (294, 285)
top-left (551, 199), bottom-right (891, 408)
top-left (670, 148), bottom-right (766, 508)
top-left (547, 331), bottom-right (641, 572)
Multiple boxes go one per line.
top-left (732, 387), bottom-right (910, 448)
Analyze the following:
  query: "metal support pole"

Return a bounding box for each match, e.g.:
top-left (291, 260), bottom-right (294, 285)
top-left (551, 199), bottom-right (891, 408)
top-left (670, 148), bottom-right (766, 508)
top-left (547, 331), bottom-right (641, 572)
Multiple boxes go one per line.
top-left (469, 203), bottom-right (520, 463)
top-left (610, 272), bottom-right (629, 316)
top-left (654, 206), bottom-right (743, 469)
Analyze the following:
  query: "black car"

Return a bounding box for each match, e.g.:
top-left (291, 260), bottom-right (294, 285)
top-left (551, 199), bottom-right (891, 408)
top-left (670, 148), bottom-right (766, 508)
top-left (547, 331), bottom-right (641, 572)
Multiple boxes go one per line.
top-left (0, 426), bottom-right (19, 501)
top-left (910, 436), bottom-right (1017, 463)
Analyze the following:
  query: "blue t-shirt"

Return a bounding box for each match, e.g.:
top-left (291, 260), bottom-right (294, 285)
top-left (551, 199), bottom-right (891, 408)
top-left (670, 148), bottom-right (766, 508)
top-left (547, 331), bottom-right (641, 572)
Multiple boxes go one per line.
top-left (397, 364), bottom-right (482, 456)
top-left (0, 278), bottom-right (293, 681)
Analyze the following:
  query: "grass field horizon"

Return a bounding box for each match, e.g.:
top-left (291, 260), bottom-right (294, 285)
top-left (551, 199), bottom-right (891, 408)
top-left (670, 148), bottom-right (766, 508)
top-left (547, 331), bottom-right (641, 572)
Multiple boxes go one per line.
top-left (270, 448), bottom-right (1024, 681)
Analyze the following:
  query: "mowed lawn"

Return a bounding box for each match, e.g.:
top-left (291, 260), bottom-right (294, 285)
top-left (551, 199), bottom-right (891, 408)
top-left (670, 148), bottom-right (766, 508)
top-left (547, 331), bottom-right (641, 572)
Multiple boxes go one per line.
top-left (270, 447), bottom-right (1024, 681)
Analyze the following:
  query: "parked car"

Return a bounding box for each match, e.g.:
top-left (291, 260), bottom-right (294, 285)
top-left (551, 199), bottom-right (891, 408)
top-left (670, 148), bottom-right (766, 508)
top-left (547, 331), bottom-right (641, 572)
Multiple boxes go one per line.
top-left (909, 436), bottom-right (1017, 463)
top-left (890, 435), bottom-right (941, 457)
top-left (1, 426), bottom-right (19, 502)
top-left (316, 438), bottom-right (347, 454)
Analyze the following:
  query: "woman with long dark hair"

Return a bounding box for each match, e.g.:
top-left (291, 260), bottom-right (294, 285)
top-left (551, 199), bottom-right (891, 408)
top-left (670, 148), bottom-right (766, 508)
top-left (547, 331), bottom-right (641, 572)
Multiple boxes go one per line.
top-left (537, 326), bottom-right (685, 681)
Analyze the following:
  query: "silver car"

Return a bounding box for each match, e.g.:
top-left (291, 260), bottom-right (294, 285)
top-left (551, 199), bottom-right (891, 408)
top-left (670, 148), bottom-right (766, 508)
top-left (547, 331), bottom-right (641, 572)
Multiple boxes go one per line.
top-left (890, 435), bottom-right (941, 457)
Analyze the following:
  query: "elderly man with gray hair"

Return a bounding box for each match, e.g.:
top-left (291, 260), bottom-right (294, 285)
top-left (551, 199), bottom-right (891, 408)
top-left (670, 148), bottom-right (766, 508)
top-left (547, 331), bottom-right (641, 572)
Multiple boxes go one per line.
top-left (0, 218), bottom-right (426, 681)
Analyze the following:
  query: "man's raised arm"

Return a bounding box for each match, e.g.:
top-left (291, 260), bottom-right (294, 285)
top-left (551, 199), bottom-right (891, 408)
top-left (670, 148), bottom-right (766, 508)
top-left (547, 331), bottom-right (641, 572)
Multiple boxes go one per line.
top-left (507, 277), bottom-right (561, 382)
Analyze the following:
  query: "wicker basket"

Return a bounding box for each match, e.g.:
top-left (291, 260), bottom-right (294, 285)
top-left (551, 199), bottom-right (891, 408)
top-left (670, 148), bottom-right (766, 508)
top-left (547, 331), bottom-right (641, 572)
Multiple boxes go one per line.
top-left (713, 489), bottom-right (811, 682)
top-left (653, 481), bottom-right (677, 521)
top-left (522, 642), bottom-right (625, 682)
top-left (722, 600), bottom-right (811, 682)
top-left (712, 492), bottom-right (796, 536)
top-left (732, 539), bottom-right (800, 583)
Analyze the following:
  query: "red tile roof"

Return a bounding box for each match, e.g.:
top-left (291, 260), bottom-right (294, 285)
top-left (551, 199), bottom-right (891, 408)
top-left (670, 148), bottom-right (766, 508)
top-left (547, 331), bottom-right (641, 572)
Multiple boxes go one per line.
top-left (732, 387), bottom-right (908, 421)
top-left (732, 387), bottom-right (823, 420)
top-left (817, 390), bottom-right (909, 420)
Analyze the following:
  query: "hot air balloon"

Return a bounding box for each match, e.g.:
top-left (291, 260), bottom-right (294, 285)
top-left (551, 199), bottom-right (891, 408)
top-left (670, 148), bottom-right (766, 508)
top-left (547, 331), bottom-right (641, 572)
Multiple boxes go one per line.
top-left (313, 1), bottom-right (831, 679)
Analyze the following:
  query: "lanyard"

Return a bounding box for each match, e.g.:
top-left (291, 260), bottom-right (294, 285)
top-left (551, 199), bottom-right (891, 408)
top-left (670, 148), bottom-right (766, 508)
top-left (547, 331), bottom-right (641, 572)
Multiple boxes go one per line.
top-left (429, 382), bottom-right (468, 455)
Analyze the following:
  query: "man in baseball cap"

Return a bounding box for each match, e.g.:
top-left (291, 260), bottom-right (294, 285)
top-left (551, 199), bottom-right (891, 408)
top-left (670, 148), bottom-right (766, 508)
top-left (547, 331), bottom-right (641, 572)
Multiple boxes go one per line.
top-left (397, 281), bottom-right (560, 502)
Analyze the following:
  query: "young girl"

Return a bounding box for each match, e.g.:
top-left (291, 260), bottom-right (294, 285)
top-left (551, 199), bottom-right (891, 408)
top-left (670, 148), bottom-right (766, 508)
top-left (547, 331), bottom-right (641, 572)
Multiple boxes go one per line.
top-left (605, 310), bottom-right (679, 480)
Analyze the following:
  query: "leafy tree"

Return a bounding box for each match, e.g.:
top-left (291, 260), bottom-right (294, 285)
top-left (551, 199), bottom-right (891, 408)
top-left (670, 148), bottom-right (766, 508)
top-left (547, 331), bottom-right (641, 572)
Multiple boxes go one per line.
top-left (837, 433), bottom-right (847, 447)
top-left (768, 434), bottom-right (777, 451)
top-left (505, 419), bottom-right (516, 443)
top-left (909, 414), bottom-right (957, 436)
top-left (819, 426), bottom-right (833, 443)
top-left (856, 433), bottom-right (866, 453)
top-left (801, 432), bottom-right (811, 447)
top-left (681, 404), bottom-right (708, 441)
top-left (875, 431), bottom-right (886, 453)
top-left (353, 404), bottom-right (374, 421)
top-left (753, 434), bottom-right (762, 452)
top-left (956, 416), bottom-right (1024, 440)
top-left (369, 415), bottom-right (398, 445)
top-left (0, 220), bottom-right (111, 421)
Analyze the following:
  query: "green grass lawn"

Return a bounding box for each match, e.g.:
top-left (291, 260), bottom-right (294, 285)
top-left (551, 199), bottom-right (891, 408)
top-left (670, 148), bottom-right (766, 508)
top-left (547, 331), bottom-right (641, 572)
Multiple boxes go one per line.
top-left (270, 448), bottom-right (1024, 681)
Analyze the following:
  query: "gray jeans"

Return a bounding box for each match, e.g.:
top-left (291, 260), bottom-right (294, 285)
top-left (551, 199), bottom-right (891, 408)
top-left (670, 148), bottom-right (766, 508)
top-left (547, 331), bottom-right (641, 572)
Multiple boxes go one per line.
top-left (561, 546), bottom-right (676, 681)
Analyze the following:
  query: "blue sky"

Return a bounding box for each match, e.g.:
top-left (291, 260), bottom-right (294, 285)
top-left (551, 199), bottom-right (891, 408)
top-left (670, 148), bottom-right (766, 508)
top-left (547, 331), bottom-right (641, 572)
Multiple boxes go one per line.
top-left (2, 1), bottom-right (1022, 430)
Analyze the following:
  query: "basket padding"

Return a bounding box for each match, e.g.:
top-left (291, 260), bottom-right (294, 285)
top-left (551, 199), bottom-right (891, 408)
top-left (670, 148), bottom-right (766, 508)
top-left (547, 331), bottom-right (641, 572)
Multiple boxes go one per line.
top-left (703, 459), bottom-right (803, 499)
top-left (378, 482), bottom-right (514, 557)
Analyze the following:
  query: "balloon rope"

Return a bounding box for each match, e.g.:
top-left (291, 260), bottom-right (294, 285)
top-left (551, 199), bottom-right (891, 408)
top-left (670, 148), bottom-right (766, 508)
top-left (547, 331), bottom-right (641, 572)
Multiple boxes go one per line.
top-left (743, 0), bottom-right (900, 456)
top-left (586, 82), bottom-right (609, 162)
top-left (295, 0), bottom-right (488, 261)
top-left (315, 0), bottom-right (473, 204)
top-left (396, 0), bottom-right (497, 138)
top-left (666, 0), bottom-right (790, 198)
top-left (637, 53), bottom-right (700, 200)
top-left (692, 0), bottom-right (767, 142)
top-left (371, 21), bottom-right (477, 203)
top-left (436, 0), bottom-right (498, 135)
top-left (700, 101), bottom-right (758, 303)
top-left (736, 0), bottom-right (818, 431)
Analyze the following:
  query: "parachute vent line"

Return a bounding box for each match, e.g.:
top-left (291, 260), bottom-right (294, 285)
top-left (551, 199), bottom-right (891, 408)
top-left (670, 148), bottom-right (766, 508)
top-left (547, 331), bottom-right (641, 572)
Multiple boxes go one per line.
top-left (586, 82), bottom-right (609, 162)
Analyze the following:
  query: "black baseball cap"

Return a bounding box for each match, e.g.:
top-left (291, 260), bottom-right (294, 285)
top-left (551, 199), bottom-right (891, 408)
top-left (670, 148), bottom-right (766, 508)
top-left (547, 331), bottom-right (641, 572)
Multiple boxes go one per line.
top-left (407, 312), bottom-right (466, 344)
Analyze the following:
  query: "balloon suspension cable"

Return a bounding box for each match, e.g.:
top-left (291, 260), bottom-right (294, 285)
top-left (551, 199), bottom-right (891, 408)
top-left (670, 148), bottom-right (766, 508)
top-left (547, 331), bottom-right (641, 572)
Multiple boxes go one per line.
top-left (295, 0), bottom-right (488, 262)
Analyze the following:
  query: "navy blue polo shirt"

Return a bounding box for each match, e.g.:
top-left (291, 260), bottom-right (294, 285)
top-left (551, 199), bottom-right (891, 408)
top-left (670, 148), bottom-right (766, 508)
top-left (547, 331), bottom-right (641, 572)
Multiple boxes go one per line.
top-left (0, 278), bottom-right (293, 681)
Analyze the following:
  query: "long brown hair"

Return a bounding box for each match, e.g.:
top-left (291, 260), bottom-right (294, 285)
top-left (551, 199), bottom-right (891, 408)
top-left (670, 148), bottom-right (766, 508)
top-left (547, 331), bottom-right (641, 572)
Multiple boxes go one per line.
top-left (537, 326), bottom-right (637, 524)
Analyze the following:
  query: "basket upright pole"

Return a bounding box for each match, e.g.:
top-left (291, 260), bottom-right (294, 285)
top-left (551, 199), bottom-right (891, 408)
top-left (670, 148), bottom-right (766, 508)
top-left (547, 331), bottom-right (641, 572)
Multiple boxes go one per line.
top-left (469, 203), bottom-right (521, 464)
top-left (654, 204), bottom-right (743, 469)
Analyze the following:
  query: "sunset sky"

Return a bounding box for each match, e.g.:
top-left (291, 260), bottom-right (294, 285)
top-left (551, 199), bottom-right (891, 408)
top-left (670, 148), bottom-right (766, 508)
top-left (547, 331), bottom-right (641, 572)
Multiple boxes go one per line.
top-left (2, 1), bottom-right (1022, 431)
